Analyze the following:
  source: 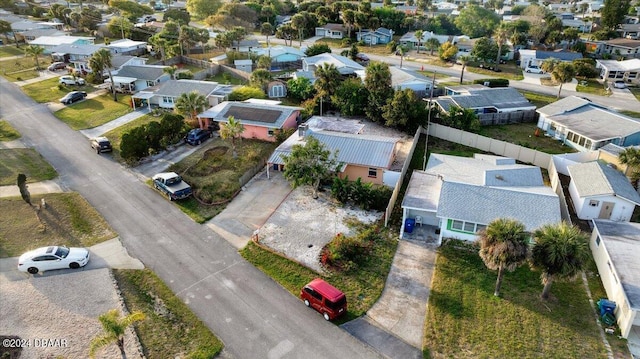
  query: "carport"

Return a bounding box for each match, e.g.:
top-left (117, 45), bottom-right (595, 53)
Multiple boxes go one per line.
top-left (131, 92), bottom-right (154, 111)
top-left (104, 76), bottom-right (137, 94)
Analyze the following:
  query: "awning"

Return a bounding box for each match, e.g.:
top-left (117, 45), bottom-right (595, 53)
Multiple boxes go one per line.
top-left (105, 76), bottom-right (137, 84)
top-left (132, 92), bottom-right (154, 100)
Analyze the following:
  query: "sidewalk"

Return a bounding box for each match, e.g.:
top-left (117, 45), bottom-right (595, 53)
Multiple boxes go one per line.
top-left (80, 107), bottom-right (151, 139)
top-left (0, 180), bottom-right (64, 198)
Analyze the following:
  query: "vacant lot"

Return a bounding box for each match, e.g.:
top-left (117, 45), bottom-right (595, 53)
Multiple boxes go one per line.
top-left (0, 56), bottom-right (54, 82)
top-left (22, 77), bottom-right (96, 103)
top-left (0, 193), bottom-right (116, 257)
top-left (424, 240), bottom-right (610, 359)
top-left (0, 148), bottom-right (57, 185)
top-left (55, 93), bottom-right (133, 130)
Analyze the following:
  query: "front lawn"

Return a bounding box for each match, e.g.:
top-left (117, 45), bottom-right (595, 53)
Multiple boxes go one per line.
top-left (0, 193), bottom-right (116, 257)
top-left (478, 122), bottom-right (575, 155)
top-left (576, 79), bottom-right (610, 96)
top-left (22, 77), bottom-right (95, 103)
top-left (629, 87), bottom-right (640, 101)
top-left (466, 61), bottom-right (524, 81)
top-left (0, 56), bottom-right (56, 82)
top-left (113, 269), bottom-right (224, 359)
top-left (240, 226), bottom-right (398, 323)
top-left (54, 93), bottom-right (133, 130)
top-left (102, 114), bottom-right (160, 161)
top-left (423, 240), bottom-right (610, 359)
top-left (0, 46), bottom-right (24, 58)
top-left (0, 148), bottom-right (57, 185)
top-left (168, 138), bottom-right (278, 223)
top-left (0, 120), bottom-right (21, 141)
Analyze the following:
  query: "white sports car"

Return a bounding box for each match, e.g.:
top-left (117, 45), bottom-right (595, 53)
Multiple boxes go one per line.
top-left (18, 246), bottom-right (90, 274)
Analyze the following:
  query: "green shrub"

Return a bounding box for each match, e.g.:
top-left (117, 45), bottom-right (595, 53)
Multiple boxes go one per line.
top-left (473, 78), bottom-right (509, 87)
top-left (177, 70), bottom-right (194, 79)
top-left (321, 227), bottom-right (381, 271)
top-left (228, 86), bottom-right (266, 101)
top-left (331, 177), bottom-right (392, 211)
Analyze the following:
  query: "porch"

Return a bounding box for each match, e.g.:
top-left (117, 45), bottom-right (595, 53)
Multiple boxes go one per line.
top-left (401, 224), bottom-right (440, 245)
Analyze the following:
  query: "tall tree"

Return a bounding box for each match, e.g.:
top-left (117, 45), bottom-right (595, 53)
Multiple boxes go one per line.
top-left (261, 22), bottom-right (273, 47)
top-left (364, 61), bottom-right (393, 123)
top-left (25, 45), bottom-right (44, 71)
top-left (89, 309), bottom-right (145, 359)
top-left (331, 78), bottom-right (368, 116)
top-left (439, 105), bottom-right (480, 131)
top-left (425, 37), bottom-right (440, 56)
top-left (619, 146), bottom-right (640, 189)
top-left (342, 9), bottom-right (355, 38)
top-left (471, 37), bottom-right (498, 63)
top-left (601, 0), bottom-right (631, 30)
top-left (314, 63), bottom-right (341, 107)
top-left (282, 136), bottom-right (338, 199)
top-left (107, 16), bottom-right (133, 39)
top-left (458, 55), bottom-right (471, 84)
top-left (186, 0), bottom-right (222, 20)
top-left (250, 68), bottom-right (272, 93)
top-left (414, 29), bottom-right (424, 54)
top-left (454, 4), bottom-right (500, 38)
top-left (206, 2), bottom-right (257, 31)
top-left (219, 115), bottom-right (245, 157)
top-left (478, 218), bottom-right (529, 297)
top-left (0, 19), bottom-right (17, 48)
top-left (397, 45), bottom-right (407, 68)
top-left (291, 13), bottom-right (307, 46)
top-left (530, 222), bottom-right (590, 300)
top-left (163, 65), bottom-right (178, 80)
top-left (90, 48), bottom-right (117, 101)
top-left (542, 58), bottom-right (576, 98)
top-left (493, 24), bottom-right (510, 71)
top-left (275, 23), bottom-right (296, 46)
top-left (175, 91), bottom-right (208, 129)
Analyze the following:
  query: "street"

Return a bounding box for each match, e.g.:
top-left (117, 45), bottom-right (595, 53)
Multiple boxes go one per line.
top-left (0, 76), bottom-right (382, 359)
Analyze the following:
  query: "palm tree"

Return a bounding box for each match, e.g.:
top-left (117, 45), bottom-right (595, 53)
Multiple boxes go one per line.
top-left (219, 115), bottom-right (244, 158)
top-left (175, 91), bottom-right (208, 129)
top-left (89, 309), bottom-right (145, 359)
top-left (493, 25), bottom-right (510, 71)
top-left (163, 65), bottom-right (178, 80)
top-left (397, 45), bottom-right (407, 68)
top-left (342, 9), bottom-right (355, 39)
top-left (250, 68), bottom-right (272, 92)
top-left (530, 222), bottom-right (590, 300)
top-left (414, 30), bottom-right (424, 54)
top-left (90, 48), bottom-right (117, 101)
top-left (25, 45), bottom-right (44, 71)
top-left (261, 22), bottom-right (273, 47)
top-left (425, 38), bottom-right (440, 56)
top-left (458, 55), bottom-right (471, 84)
top-left (550, 62), bottom-right (576, 99)
top-left (619, 147), bottom-right (640, 189)
top-left (314, 63), bottom-right (341, 102)
top-left (478, 218), bottom-right (529, 297)
top-left (291, 13), bottom-right (307, 47)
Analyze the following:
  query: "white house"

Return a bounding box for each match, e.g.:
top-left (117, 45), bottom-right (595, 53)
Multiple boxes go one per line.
top-left (357, 66), bottom-right (434, 97)
top-left (596, 58), bottom-right (640, 85)
top-left (302, 53), bottom-right (364, 76)
top-left (589, 219), bottom-right (640, 356)
top-left (566, 161), bottom-right (640, 221)
top-left (29, 35), bottom-right (95, 53)
top-left (106, 39), bottom-right (147, 56)
top-left (518, 49), bottom-right (583, 69)
top-left (132, 80), bottom-right (233, 111)
top-left (314, 23), bottom-right (346, 39)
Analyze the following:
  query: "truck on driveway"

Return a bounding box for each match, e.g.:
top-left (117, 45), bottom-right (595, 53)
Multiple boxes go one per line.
top-left (152, 172), bottom-right (192, 201)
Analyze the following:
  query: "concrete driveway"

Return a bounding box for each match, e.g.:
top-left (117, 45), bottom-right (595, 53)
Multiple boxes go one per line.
top-left (207, 170), bottom-right (293, 249)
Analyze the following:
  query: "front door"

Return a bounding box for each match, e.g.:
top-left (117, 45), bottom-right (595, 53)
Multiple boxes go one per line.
top-left (598, 202), bottom-right (615, 219)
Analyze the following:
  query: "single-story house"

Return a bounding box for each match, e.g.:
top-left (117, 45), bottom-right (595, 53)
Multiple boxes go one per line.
top-left (519, 49), bottom-right (583, 69)
top-left (315, 23), bottom-right (347, 39)
top-left (399, 31), bottom-right (451, 49)
top-left (106, 39), bottom-right (147, 56)
top-left (109, 55), bottom-right (147, 75)
top-left (10, 20), bottom-right (58, 33)
top-left (562, 18), bottom-right (593, 32)
top-left (253, 46), bottom-right (305, 65)
top-left (108, 64), bottom-right (170, 93)
top-left (356, 27), bottom-right (393, 45)
top-left (230, 39), bottom-right (260, 53)
top-left (132, 80), bottom-right (233, 113)
top-left (267, 80), bottom-right (287, 98)
top-left (601, 38), bottom-right (640, 59)
top-left (566, 161), bottom-right (640, 221)
top-left (537, 96), bottom-right (640, 151)
top-left (589, 219), bottom-right (640, 351)
top-left (30, 35), bottom-right (95, 53)
top-left (267, 117), bottom-right (400, 186)
top-left (18, 28), bottom-right (67, 42)
top-left (292, 70), bottom-right (316, 85)
top-left (401, 154), bottom-right (561, 242)
top-left (302, 53), bottom-right (364, 76)
top-left (198, 101), bottom-right (302, 142)
top-left (432, 86), bottom-right (535, 114)
top-left (617, 23), bottom-right (640, 40)
top-left (356, 66), bottom-right (434, 97)
top-left (597, 58), bottom-right (640, 84)
top-left (48, 43), bottom-right (105, 73)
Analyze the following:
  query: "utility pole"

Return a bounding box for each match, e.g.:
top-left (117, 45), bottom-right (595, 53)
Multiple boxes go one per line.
top-left (423, 71), bottom-right (436, 171)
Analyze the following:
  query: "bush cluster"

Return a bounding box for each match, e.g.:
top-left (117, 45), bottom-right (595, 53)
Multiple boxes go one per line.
top-left (331, 177), bottom-right (392, 211)
top-left (120, 113), bottom-right (189, 163)
top-left (473, 78), bottom-right (509, 88)
top-left (320, 228), bottom-right (381, 271)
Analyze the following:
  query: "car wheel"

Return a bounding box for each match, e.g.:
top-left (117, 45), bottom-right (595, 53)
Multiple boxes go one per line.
top-left (27, 267), bottom-right (38, 274)
top-left (167, 192), bottom-right (173, 201)
top-left (526, 70), bottom-right (530, 73)
top-left (304, 299), bottom-right (310, 307)
top-left (323, 312), bottom-right (330, 321)
top-left (69, 262), bottom-right (80, 269)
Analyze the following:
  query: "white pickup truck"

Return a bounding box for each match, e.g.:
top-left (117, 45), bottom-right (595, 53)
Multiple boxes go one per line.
top-left (152, 172), bottom-right (192, 201)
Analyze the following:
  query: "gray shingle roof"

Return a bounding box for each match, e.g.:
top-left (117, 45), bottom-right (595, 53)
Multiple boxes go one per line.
top-left (154, 80), bottom-right (231, 98)
top-left (50, 43), bottom-right (104, 56)
top-left (389, 66), bottom-right (432, 87)
top-left (592, 219), bottom-right (640, 309)
top-left (567, 161), bottom-right (640, 205)
top-left (116, 65), bottom-right (167, 81)
top-left (304, 53), bottom-right (364, 73)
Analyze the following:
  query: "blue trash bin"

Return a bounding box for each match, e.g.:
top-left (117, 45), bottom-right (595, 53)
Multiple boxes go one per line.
top-left (598, 299), bottom-right (617, 316)
top-left (405, 218), bottom-right (415, 233)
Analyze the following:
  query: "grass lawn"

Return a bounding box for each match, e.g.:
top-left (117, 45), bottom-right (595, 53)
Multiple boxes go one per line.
top-left (478, 122), bottom-right (576, 155)
top-left (22, 77), bottom-right (96, 103)
top-left (207, 72), bottom-right (247, 85)
top-left (103, 114), bottom-right (160, 161)
top-left (620, 110), bottom-right (640, 118)
top-left (423, 240), bottom-right (610, 359)
top-left (576, 78), bottom-right (610, 96)
top-left (0, 148), bottom-right (57, 185)
top-left (520, 90), bottom-right (557, 108)
top-left (629, 87), bottom-right (640, 101)
top-left (0, 120), bottom-right (21, 141)
top-left (466, 63), bottom-right (524, 81)
top-left (113, 269), bottom-right (223, 359)
top-left (0, 46), bottom-right (24, 58)
top-left (168, 138), bottom-right (279, 223)
top-left (0, 193), bottom-right (116, 257)
top-left (240, 227), bottom-right (398, 323)
top-left (0, 55), bottom-right (57, 82)
top-left (54, 93), bottom-right (133, 130)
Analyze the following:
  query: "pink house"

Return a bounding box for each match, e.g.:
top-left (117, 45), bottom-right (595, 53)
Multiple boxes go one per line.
top-left (198, 101), bottom-right (302, 142)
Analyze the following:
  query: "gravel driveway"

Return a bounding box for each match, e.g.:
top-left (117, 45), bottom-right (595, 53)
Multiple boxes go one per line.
top-left (0, 268), bottom-right (143, 359)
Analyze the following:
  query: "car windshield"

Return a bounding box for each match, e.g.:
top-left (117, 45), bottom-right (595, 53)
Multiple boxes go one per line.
top-left (54, 246), bottom-right (70, 258)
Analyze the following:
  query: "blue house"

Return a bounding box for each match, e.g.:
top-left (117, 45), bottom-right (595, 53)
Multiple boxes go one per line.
top-left (356, 28), bottom-right (393, 45)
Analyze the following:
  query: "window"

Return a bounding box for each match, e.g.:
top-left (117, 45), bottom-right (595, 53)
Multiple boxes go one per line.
top-left (451, 220), bottom-right (464, 231)
top-left (162, 96), bottom-right (174, 104)
top-left (464, 222), bottom-right (475, 232)
top-left (268, 129), bottom-right (275, 137)
top-left (589, 200), bottom-right (599, 207)
top-left (595, 235), bottom-right (601, 246)
top-left (368, 168), bottom-right (377, 178)
top-left (476, 224), bottom-right (486, 233)
top-left (449, 220), bottom-right (486, 234)
top-left (146, 80), bottom-right (155, 87)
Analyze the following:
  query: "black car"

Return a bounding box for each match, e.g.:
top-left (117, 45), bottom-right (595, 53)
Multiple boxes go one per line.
top-left (90, 136), bottom-right (112, 154)
top-left (60, 91), bottom-right (87, 104)
top-left (185, 128), bottom-right (212, 146)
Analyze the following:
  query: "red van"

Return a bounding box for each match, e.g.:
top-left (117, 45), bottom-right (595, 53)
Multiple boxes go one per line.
top-left (300, 278), bottom-right (347, 321)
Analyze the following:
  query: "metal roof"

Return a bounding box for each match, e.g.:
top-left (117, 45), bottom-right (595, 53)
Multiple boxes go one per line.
top-left (567, 161), bottom-right (640, 205)
top-left (592, 219), bottom-right (640, 310)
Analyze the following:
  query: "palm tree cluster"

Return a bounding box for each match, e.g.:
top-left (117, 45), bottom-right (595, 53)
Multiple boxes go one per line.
top-left (478, 219), bottom-right (589, 300)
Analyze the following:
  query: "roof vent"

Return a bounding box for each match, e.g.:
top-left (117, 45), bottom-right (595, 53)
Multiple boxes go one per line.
top-left (298, 123), bottom-right (308, 138)
top-left (495, 175), bottom-right (504, 180)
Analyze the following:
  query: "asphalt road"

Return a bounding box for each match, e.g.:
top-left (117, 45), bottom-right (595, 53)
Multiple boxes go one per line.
top-left (0, 77), bottom-right (382, 358)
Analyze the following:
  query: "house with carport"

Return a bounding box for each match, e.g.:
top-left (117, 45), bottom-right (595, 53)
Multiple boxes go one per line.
top-left (596, 58), bottom-right (640, 85)
top-left (537, 96), bottom-right (640, 151)
top-left (132, 80), bottom-right (232, 113)
top-left (566, 161), bottom-right (640, 221)
top-left (198, 101), bottom-right (301, 142)
top-left (267, 116), bottom-right (401, 186)
top-left (589, 219), bottom-right (640, 356)
top-left (106, 64), bottom-right (170, 94)
top-left (400, 154), bottom-right (561, 242)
